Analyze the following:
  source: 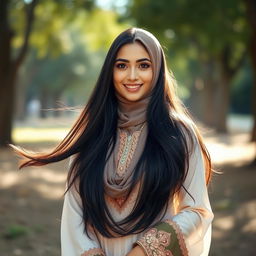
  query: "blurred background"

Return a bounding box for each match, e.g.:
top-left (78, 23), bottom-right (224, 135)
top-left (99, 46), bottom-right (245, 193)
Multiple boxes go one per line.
top-left (0, 0), bottom-right (255, 255)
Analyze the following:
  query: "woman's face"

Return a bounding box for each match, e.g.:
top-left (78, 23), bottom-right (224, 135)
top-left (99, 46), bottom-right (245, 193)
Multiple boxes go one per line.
top-left (113, 42), bottom-right (153, 102)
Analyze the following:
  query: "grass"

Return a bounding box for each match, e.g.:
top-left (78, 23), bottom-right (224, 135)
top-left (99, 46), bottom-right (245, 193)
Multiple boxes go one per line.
top-left (3, 225), bottom-right (30, 240)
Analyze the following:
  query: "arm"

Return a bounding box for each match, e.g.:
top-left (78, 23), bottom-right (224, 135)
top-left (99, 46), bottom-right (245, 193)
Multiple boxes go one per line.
top-left (171, 135), bottom-right (214, 252)
top-left (61, 185), bottom-right (105, 256)
top-left (135, 134), bottom-right (214, 256)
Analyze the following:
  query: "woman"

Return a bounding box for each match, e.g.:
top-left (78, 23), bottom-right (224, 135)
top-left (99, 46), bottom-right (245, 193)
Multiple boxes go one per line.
top-left (13, 28), bottom-right (214, 256)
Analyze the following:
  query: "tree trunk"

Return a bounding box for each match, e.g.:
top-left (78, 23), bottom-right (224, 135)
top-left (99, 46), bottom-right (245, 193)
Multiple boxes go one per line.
top-left (187, 77), bottom-right (204, 121)
top-left (249, 31), bottom-right (256, 163)
top-left (15, 75), bottom-right (28, 121)
top-left (0, 0), bottom-right (14, 146)
top-left (214, 45), bottom-right (244, 133)
top-left (189, 76), bottom-right (217, 128)
top-left (0, 0), bottom-right (37, 147)
top-left (187, 60), bottom-right (218, 128)
top-left (214, 70), bottom-right (231, 133)
top-left (0, 74), bottom-right (16, 146)
top-left (251, 35), bottom-right (256, 142)
top-left (246, 9), bottom-right (256, 143)
top-left (244, 0), bottom-right (256, 164)
top-left (201, 60), bottom-right (218, 128)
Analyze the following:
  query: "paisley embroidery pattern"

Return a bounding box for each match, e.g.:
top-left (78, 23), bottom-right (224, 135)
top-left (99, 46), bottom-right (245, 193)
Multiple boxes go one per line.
top-left (137, 228), bottom-right (173, 256)
top-left (81, 248), bottom-right (105, 256)
top-left (136, 220), bottom-right (189, 256)
top-left (117, 130), bottom-right (141, 177)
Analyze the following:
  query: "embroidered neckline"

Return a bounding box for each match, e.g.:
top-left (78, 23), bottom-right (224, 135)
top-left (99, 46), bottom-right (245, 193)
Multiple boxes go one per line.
top-left (106, 182), bottom-right (141, 214)
top-left (106, 191), bottom-right (136, 214)
top-left (117, 123), bottom-right (145, 177)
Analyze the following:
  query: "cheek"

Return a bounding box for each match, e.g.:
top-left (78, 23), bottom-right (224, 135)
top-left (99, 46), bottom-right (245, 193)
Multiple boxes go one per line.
top-left (113, 70), bottom-right (124, 85)
top-left (142, 70), bottom-right (153, 84)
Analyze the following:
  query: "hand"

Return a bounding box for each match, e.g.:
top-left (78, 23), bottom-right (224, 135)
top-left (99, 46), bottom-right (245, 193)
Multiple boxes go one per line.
top-left (126, 245), bottom-right (146, 256)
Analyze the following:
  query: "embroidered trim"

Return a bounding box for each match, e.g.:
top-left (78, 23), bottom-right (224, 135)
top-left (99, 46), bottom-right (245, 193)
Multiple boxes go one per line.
top-left (136, 228), bottom-right (173, 256)
top-left (81, 248), bottom-right (105, 256)
top-left (117, 131), bottom-right (140, 177)
top-left (164, 220), bottom-right (188, 256)
top-left (117, 123), bottom-right (145, 177)
top-left (106, 184), bottom-right (139, 214)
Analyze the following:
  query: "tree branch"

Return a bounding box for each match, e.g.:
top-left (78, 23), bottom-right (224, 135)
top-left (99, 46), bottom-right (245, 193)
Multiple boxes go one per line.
top-left (220, 44), bottom-right (246, 78)
top-left (13, 0), bottom-right (38, 73)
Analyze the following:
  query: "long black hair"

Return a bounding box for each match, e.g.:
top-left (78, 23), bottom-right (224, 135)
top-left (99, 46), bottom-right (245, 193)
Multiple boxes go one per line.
top-left (12, 28), bottom-right (212, 238)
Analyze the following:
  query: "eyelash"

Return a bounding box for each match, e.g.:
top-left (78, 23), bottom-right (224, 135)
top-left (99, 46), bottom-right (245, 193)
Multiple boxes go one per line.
top-left (115, 63), bottom-right (151, 70)
top-left (140, 63), bottom-right (150, 69)
top-left (116, 63), bottom-right (127, 69)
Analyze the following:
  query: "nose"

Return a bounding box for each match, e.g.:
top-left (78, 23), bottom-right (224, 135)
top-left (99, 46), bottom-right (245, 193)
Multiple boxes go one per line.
top-left (128, 66), bottom-right (138, 81)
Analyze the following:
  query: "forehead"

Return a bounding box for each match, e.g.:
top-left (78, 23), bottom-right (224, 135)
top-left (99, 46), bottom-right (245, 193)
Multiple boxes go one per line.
top-left (116, 41), bottom-right (150, 60)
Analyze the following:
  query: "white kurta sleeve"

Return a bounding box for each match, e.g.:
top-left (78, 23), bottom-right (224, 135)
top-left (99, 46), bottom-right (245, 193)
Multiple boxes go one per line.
top-left (61, 185), bottom-right (105, 256)
top-left (171, 135), bottom-right (214, 255)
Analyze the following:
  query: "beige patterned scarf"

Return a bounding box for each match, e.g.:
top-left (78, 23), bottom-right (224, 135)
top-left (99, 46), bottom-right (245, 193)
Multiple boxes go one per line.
top-left (104, 28), bottom-right (162, 199)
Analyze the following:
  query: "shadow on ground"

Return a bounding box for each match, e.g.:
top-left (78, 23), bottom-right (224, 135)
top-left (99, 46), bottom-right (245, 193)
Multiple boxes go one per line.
top-left (0, 144), bottom-right (67, 256)
top-left (0, 134), bottom-right (255, 256)
top-left (210, 162), bottom-right (256, 256)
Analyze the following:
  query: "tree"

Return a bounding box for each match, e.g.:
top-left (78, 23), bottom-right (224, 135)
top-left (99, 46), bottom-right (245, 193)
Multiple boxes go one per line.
top-left (244, 0), bottom-right (256, 164)
top-left (0, 0), bottom-right (38, 146)
top-left (16, 6), bottom-right (128, 119)
top-left (128, 0), bottom-right (247, 132)
top-left (0, 0), bottom-right (96, 147)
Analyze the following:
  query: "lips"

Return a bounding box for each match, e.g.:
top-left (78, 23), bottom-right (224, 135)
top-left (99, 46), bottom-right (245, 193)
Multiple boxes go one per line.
top-left (123, 84), bottom-right (142, 92)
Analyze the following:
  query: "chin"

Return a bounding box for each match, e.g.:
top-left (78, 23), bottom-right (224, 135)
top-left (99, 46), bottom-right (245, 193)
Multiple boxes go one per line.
top-left (123, 95), bottom-right (143, 102)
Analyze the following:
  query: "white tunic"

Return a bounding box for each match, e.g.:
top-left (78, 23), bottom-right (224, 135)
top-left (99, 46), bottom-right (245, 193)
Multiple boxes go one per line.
top-left (61, 133), bottom-right (214, 256)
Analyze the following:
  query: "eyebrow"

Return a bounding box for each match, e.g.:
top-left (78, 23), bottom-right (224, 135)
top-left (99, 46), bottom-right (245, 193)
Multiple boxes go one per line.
top-left (115, 58), bottom-right (151, 63)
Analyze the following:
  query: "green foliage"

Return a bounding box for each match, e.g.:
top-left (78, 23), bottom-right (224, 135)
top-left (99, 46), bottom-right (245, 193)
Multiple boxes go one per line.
top-left (129, 0), bottom-right (249, 99)
top-left (129, 0), bottom-right (248, 68)
top-left (3, 224), bottom-right (29, 239)
top-left (79, 8), bottom-right (130, 51)
top-left (10, 0), bottom-right (94, 57)
top-left (9, 0), bottom-right (130, 108)
top-left (10, 0), bottom-right (127, 57)
top-left (130, 0), bottom-right (248, 53)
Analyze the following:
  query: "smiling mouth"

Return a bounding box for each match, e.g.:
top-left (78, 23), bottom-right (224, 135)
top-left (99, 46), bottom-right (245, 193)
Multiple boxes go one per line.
top-left (124, 84), bottom-right (142, 89)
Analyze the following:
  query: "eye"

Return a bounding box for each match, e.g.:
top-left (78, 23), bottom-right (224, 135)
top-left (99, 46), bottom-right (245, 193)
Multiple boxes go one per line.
top-left (115, 63), bottom-right (127, 69)
top-left (139, 63), bottom-right (151, 69)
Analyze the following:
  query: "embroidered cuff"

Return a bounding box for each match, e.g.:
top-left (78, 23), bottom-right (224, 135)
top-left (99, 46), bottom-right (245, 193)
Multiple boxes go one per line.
top-left (135, 220), bottom-right (188, 256)
top-left (81, 247), bottom-right (105, 256)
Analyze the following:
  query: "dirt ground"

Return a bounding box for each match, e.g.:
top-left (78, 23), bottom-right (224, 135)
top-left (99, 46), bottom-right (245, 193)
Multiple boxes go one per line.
top-left (0, 121), bottom-right (255, 256)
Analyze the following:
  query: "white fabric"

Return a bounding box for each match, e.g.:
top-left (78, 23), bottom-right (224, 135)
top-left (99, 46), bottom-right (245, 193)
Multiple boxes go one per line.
top-left (61, 136), bottom-right (214, 256)
top-left (61, 186), bottom-right (101, 255)
top-left (171, 135), bottom-right (214, 255)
